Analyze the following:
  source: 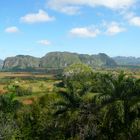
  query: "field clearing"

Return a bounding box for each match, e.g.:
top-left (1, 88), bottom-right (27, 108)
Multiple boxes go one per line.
top-left (0, 72), bottom-right (55, 79)
top-left (0, 72), bottom-right (60, 104)
top-left (0, 84), bottom-right (6, 94)
top-left (0, 71), bottom-right (140, 104)
top-left (133, 74), bottom-right (140, 79)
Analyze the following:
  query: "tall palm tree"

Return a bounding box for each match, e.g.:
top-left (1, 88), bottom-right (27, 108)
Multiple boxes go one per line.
top-left (0, 93), bottom-right (21, 113)
top-left (54, 74), bottom-right (99, 140)
top-left (94, 72), bottom-right (140, 139)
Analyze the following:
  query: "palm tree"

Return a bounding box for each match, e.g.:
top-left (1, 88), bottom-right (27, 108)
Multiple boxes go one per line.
top-left (0, 93), bottom-right (21, 113)
top-left (54, 73), bottom-right (99, 140)
top-left (0, 94), bottom-right (21, 139)
top-left (94, 72), bottom-right (140, 139)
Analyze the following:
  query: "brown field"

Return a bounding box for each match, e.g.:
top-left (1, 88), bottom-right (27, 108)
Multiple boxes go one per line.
top-left (0, 72), bottom-right (55, 79)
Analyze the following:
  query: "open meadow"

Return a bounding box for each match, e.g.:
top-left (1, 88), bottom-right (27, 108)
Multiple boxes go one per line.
top-left (0, 69), bottom-right (140, 104)
top-left (0, 72), bottom-right (60, 104)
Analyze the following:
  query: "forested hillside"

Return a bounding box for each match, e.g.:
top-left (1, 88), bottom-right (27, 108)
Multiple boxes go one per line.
top-left (113, 56), bottom-right (140, 66)
top-left (2, 52), bottom-right (117, 70)
top-left (2, 55), bottom-right (40, 69)
top-left (0, 59), bottom-right (3, 69)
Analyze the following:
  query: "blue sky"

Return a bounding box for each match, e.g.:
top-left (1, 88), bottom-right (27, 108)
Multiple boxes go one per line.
top-left (0, 0), bottom-right (140, 59)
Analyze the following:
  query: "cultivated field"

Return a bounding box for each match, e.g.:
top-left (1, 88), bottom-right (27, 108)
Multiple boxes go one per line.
top-left (0, 72), bottom-right (60, 104)
top-left (0, 70), bottom-right (139, 105)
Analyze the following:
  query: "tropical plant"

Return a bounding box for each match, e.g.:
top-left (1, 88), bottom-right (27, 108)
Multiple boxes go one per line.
top-left (94, 72), bottom-right (140, 139)
top-left (0, 94), bottom-right (21, 113)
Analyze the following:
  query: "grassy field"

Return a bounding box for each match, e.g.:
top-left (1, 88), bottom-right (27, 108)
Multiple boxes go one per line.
top-left (0, 72), bottom-right (55, 79)
top-left (0, 72), bottom-right (60, 104)
top-left (0, 70), bottom-right (140, 105)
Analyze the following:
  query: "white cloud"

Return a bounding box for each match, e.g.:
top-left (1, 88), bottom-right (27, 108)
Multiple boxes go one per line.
top-left (129, 16), bottom-right (140, 26)
top-left (120, 11), bottom-right (140, 27)
top-left (59, 6), bottom-right (80, 15)
top-left (70, 27), bottom-right (100, 38)
top-left (38, 40), bottom-right (51, 46)
top-left (123, 11), bottom-right (135, 19)
top-left (48, 0), bottom-right (135, 14)
top-left (70, 21), bottom-right (126, 38)
top-left (5, 26), bottom-right (19, 33)
top-left (105, 22), bottom-right (126, 35)
top-left (20, 10), bottom-right (54, 24)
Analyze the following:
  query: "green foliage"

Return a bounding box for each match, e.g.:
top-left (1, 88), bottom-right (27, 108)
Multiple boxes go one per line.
top-left (52, 71), bottom-right (140, 139)
top-left (0, 94), bottom-right (21, 113)
top-left (6, 83), bottom-right (32, 96)
top-left (1, 69), bottom-right (140, 140)
top-left (0, 112), bottom-right (17, 140)
top-left (0, 94), bottom-right (21, 140)
top-left (64, 63), bottom-right (93, 76)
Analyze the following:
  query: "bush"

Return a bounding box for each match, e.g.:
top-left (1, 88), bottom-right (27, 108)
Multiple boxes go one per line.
top-left (6, 84), bottom-right (32, 96)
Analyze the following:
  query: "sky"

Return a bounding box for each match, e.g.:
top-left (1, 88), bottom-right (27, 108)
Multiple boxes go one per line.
top-left (0, 0), bottom-right (140, 59)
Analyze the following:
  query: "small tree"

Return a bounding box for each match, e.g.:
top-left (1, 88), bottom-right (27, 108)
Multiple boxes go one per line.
top-left (63, 63), bottom-right (94, 95)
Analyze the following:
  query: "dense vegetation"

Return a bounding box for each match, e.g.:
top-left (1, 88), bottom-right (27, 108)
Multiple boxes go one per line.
top-left (0, 59), bottom-right (3, 69)
top-left (2, 52), bottom-right (117, 70)
top-left (1, 64), bottom-right (140, 140)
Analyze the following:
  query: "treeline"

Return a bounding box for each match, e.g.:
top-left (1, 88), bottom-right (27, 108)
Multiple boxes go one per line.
top-left (1, 67), bottom-right (63, 75)
top-left (1, 64), bottom-right (140, 140)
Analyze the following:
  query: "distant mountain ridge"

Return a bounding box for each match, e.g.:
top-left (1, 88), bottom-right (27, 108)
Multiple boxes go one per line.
top-left (3, 55), bottom-right (40, 69)
top-left (2, 52), bottom-right (117, 70)
top-left (113, 56), bottom-right (140, 66)
top-left (0, 59), bottom-right (3, 69)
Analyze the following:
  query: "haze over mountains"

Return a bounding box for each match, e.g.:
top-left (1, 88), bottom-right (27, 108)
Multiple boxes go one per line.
top-left (113, 56), bottom-right (140, 66)
top-left (0, 52), bottom-right (140, 70)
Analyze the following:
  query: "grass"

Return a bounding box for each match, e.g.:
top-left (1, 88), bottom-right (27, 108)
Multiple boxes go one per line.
top-left (0, 72), bottom-right (60, 104)
top-left (0, 70), bottom-right (140, 105)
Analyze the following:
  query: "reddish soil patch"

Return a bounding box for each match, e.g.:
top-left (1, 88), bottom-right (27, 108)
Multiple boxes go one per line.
top-left (22, 99), bottom-right (33, 105)
top-left (0, 90), bottom-right (6, 94)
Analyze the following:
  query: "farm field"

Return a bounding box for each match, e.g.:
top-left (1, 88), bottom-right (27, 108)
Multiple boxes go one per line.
top-left (0, 72), bottom-right (60, 104)
top-left (0, 70), bottom-right (139, 104)
top-left (0, 72), bottom-right (55, 79)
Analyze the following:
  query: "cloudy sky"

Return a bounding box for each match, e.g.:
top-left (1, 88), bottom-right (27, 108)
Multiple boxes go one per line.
top-left (0, 0), bottom-right (140, 59)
